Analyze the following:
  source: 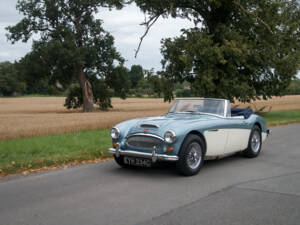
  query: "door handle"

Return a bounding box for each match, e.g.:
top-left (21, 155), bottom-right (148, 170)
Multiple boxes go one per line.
top-left (208, 129), bottom-right (219, 132)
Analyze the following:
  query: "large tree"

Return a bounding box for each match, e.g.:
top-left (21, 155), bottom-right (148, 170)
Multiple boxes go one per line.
top-left (7, 0), bottom-right (126, 111)
top-left (134, 0), bottom-right (300, 102)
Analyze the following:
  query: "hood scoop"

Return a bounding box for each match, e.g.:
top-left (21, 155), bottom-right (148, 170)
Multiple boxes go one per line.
top-left (140, 123), bottom-right (159, 129)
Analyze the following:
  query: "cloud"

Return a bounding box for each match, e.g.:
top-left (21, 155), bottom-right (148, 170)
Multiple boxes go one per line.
top-left (97, 4), bottom-right (195, 70)
top-left (3, 1), bottom-right (297, 77)
top-left (0, 1), bottom-right (194, 70)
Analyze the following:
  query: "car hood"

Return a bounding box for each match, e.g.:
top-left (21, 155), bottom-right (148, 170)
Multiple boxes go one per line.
top-left (126, 113), bottom-right (219, 137)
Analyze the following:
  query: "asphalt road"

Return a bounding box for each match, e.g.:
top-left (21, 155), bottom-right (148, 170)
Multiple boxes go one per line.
top-left (1, 124), bottom-right (300, 225)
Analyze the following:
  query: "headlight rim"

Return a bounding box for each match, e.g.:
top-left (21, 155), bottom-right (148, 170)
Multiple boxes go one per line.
top-left (110, 127), bottom-right (120, 139)
top-left (164, 130), bottom-right (176, 143)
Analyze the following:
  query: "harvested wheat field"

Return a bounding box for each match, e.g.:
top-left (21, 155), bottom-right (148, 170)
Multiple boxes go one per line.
top-left (0, 96), bottom-right (300, 140)
top-left (0, 97), bottom-right (171, 140)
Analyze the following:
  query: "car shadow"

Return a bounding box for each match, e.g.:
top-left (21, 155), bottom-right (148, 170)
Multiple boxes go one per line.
top-left (105, 153), bottom-right (245, 178)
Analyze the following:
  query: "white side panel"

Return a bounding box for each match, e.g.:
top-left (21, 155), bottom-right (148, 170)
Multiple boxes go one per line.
top-left (204, 129), bottom-right (228, 156)
top-left (225, 129), bottom-right (251, 153)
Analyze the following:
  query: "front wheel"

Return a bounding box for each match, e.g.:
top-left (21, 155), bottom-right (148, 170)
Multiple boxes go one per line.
top-left (243, 125), bottom-right (262, 158)
top-left (176, 134), bottom-right (205, 176)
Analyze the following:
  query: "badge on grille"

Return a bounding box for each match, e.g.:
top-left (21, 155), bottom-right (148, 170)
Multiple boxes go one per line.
top-left (143, 129), bottom-right (149, 132)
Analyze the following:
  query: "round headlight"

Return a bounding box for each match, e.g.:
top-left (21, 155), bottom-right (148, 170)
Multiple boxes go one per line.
top-left (164, 130), bottom-right (176, 143)
top-left (110, 127), bottom-right (120, 139)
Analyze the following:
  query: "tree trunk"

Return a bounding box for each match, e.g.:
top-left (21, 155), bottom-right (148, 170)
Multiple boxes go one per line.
top-left (76, 67), bottom-right (94, 112)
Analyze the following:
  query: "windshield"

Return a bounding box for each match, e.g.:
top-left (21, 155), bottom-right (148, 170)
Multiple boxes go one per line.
top-left (169, 99), bottom-right (228, 117)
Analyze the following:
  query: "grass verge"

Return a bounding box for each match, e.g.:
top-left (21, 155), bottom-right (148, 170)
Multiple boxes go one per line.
top-left (0, 129), bottom-right (111, 176)
top-left (0, 110), bottom-right (300, 176)
top-left (262, 110), bottom-right (300, 127)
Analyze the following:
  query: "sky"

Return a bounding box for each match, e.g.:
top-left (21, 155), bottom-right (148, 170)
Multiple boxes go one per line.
top-left (0, 1), bottom-right (194, 71)
top-left (0, 1), bottom-right (299, 78)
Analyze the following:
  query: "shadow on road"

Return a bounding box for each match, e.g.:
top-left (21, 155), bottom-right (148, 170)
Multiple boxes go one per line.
top-left (104, 153), bottom-right (246, 178)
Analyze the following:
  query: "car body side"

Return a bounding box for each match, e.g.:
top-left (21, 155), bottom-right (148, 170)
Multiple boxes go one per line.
top-left (112, 113), bottom-right (268, 159)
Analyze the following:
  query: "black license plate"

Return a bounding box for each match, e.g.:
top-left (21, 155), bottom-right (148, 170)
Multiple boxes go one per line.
top-left (124, 157), bottom-right (152, 167)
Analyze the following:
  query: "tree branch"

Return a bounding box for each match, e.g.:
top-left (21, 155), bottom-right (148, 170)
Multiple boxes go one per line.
top-left (234, 0), bottom-right (272, 32)
top-left (135, 14), bottom-right (160, 58)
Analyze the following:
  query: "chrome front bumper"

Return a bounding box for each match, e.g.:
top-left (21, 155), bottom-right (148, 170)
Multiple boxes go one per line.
top-left (109, 146), bottom-right (179, 163)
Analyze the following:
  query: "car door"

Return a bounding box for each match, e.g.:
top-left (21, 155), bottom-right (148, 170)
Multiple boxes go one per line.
top-left (204, 120), bottom-right (229, 157)
top-left (224, 117), bottom-right (251, 154)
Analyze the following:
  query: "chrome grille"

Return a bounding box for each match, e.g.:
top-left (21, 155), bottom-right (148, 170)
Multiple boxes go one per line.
top-left (127, 135), bottom-right (163, 149)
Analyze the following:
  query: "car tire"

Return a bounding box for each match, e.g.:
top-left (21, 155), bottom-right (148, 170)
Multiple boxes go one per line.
top-left (176, 134), bottom-right (205, 176)
top-left (243, 125), bottom-right (262, 158)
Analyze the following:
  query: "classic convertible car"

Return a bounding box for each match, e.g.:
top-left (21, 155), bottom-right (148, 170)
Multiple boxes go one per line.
top-left (109, 98), bottom-right (270, 176)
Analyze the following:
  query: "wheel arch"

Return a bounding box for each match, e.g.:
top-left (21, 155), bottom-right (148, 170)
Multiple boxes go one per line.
top-left (183, 130), bottom-right (207, 155)
top-left (254, 122), bottom-right (262, 131)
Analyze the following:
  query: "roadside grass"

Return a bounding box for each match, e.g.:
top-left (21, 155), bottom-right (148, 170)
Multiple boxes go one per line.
top-left (0, 129), bottom-right (111, 176)
top-left (262, 110), bottom-right (300, 127)
top-left (0, 110), bottom-right (300, 176)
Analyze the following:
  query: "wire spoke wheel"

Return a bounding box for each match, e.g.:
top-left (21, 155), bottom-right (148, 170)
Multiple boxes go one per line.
top-left (243, 125), bottom-right (262, 158)
top-left (251, 130), bottom-right (261, 153)
top-left (186, 142), bottom-right (202, 170)
top-left (177, 134), bottom-right (205, 176)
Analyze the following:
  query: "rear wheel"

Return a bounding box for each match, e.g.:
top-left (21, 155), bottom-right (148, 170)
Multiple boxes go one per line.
top-left (176, 134), bottom-right (205, 176)
top-left (243, 125), bottom-right (262, 158)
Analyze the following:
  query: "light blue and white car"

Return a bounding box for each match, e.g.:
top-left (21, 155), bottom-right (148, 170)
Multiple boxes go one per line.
top-left (109, 98), bottom-right (270, 176)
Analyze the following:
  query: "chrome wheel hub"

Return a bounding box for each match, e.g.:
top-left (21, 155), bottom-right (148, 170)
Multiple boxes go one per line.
top-left (187, 142), bottom-right (202, 169)
top-left (251, 131), bottom-right (261, 153)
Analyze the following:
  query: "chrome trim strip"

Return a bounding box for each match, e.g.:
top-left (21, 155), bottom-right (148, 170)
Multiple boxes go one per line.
top-left (170, 112), bottom-right (226, 119)
top-left (152, 146), bottom-right (158, 163)
top-left (126, 133), bottom-right (164, 141)
top-left (109, 148), bottom-right (179, 161)
top-left (175, 97), bottom-right (227, 101)
top-left (169, 98), bottom-right (230, 118)
top-left (224, 99), bottom-right (229, 117)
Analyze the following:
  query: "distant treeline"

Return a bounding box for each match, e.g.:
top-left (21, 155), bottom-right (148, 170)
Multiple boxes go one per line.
top-left (0, 61), bottom-right (163, 98)
top-left (1, 60), bottom-right (300, 99)
top-left (174, 79), bottom-right (300, 97)
top-left (283, 79), bottom-right (300, 95)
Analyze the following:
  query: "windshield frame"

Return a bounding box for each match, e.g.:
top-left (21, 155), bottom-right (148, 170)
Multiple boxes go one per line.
top-left (168, 98), bottom-right (230, 118)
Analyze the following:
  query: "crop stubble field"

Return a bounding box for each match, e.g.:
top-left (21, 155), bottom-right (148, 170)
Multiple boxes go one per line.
top-left (1, 96), bottom-right (300, 140)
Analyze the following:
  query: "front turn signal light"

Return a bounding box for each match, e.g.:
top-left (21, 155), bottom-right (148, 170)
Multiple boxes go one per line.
top-left (168, 147), bottom-right (173, 152)
top-left (113, 142), bottom-right (117, 148)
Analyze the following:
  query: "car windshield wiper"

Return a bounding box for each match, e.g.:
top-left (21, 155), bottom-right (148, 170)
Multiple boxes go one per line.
top-left (181, 111), bottom-right (203, 114)
top-left (168, 111), bottom-right (203, 114)
top-left (183, 110), bottom-right (197, 113)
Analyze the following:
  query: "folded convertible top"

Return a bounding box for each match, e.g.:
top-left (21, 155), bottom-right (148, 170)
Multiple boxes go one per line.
top-left (231, 108), bottom-right (253, 119)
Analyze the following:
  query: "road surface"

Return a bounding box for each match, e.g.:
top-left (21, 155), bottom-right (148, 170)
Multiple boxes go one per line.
top-left (1, 124), bottom-right (300, 225)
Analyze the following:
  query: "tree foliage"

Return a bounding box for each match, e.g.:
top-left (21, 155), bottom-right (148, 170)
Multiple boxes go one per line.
top-left (146, 70), bottom-right (163, 98)
top-left (7, 0), bottom-right (126, 111)
top-left (64, 79), bottom-right (114, 110)
top-left (106, 65), bottom-right (131, 99)
top-left (0, 61), bottom-right (26, 96)
top-left (129, 65), bottom-right (144, 88)
top-left (16, 53), bottom-right (63, 95)
top-left (284, 78), bottom-right (300, 95)
top-left (134, 0), bottom-right (300, 102)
